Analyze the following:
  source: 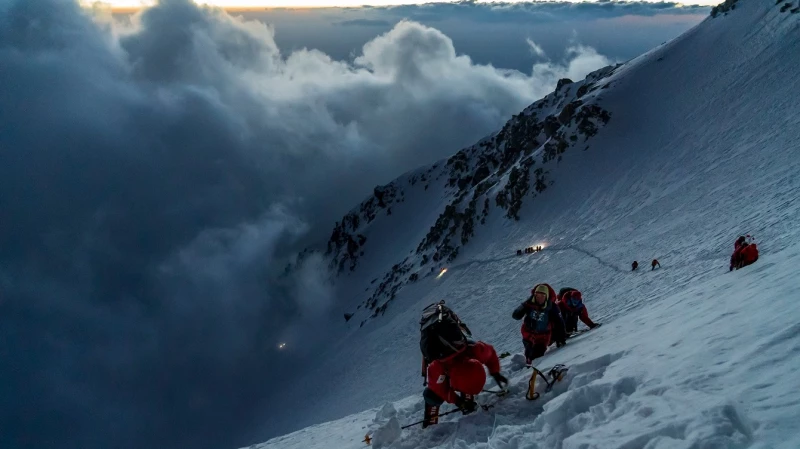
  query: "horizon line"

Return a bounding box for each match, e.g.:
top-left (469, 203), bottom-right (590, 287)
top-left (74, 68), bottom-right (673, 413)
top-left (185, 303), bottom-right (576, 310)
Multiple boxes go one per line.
top-left (84, 1), bottom-right (716, 13)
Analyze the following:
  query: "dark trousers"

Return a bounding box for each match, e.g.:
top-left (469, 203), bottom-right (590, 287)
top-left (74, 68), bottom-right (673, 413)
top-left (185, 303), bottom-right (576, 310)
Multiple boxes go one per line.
top-left (564, 314), bottom-right (579, 333)
top-left (523, 338), bottom-right (547, 362)
top-left (423, 387), bottom-right (444, 406)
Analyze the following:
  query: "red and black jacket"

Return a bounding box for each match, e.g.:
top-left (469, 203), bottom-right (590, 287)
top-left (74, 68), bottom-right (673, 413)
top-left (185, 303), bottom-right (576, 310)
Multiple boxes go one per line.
top-left (512, 283), bottom-right (567, 343)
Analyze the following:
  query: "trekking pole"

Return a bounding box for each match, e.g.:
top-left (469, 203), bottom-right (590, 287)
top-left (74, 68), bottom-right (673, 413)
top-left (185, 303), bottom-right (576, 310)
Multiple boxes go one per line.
top-left (402, 400), bottom-right (498, 430)
top-left (401, 409), bottom-right (462, 429)
top-left (482, 388), bottom-right (509, 396)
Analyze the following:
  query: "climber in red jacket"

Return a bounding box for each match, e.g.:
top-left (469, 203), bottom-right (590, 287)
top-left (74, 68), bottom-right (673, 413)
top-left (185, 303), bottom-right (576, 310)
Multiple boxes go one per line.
top-left (730, 235), bottom-right (759, 270)
top-left (557, 288), bottom-right (599, 333)
top-left (512, 283), bottom-right (567, 366)
top-left (422, 341), bottom-right (508, 427)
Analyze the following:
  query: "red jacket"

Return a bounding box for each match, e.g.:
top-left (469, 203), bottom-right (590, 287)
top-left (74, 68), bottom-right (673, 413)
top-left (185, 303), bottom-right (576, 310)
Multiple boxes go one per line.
top-left (740, 244), bottom-right (759, 265)
top-left (731, 242), bottom-right (759, 268)
top-left (425, 342), bottom-right (500, 404)
top-left (511, 284), bottom-right (567, 344)
top-left (557, 298), bottom-right (596, 328)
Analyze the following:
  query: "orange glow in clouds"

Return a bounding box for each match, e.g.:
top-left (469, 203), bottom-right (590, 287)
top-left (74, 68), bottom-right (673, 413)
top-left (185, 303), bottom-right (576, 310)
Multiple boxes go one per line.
top-left (85, 0), bottom-right (436, 9)
top-left (86, 0), bottom-right (721, 10)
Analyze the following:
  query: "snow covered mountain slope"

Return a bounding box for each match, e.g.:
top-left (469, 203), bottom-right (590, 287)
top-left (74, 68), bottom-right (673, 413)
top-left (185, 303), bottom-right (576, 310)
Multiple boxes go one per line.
top-left (260, 0), bottom-right (800, 446)
top-left (257, 245), bottom-right (800, 449)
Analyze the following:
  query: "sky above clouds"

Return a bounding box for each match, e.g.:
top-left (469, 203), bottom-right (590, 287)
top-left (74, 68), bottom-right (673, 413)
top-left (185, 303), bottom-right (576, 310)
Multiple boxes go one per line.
top-left (96, 0), bottom-right (721, 8)
top-left (234, 2), bottom-right (707, 73)
top-left (0, 1), bottom-right (707, 449)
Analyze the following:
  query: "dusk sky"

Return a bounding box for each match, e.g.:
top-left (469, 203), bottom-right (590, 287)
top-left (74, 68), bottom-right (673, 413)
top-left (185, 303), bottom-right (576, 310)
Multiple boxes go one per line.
top-left (1, 1), bottom-right (711, 449)
top-left (94, 0), bottom-right (720, 8)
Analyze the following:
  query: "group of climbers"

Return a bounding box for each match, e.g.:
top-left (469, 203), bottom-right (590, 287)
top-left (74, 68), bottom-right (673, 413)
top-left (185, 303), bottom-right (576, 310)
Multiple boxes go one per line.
top-left (415, 233), bottom-right (758, 429)
top-left (632, 234), bottom-right (759, 273)
top-left (418, 286), bottom-right (600, 427)
top-left (512, 284), bottom-right (599, 366)
top-left (517, 245), bottom-right (543, 255)
top-left (631, 259), bottom-right (660, 271)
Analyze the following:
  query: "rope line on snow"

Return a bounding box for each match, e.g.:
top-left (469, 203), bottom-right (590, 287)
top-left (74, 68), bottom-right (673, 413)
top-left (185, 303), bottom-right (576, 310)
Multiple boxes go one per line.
top-left (442, 244), bottom-right (626, 275)
top-left (552, 245), bottom-right (627, 273)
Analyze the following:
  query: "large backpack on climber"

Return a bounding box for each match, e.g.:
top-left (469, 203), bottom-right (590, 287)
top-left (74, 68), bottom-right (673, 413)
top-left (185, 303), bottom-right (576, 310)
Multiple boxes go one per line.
top-left (419, 301), bottom-right (473, 362)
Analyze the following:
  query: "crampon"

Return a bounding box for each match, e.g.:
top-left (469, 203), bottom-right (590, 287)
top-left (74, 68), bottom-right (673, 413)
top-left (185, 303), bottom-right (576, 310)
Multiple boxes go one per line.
top-left (526, 364), bottom-right (568, 400)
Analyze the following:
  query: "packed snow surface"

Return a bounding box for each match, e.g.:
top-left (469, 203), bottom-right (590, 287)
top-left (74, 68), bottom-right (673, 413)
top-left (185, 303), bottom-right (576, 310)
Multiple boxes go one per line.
top-left (250, 1), bottom-right (800, 448)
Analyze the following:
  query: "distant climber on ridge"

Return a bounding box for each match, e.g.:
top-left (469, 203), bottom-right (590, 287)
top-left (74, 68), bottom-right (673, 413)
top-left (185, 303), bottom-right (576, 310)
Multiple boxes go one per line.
top-left (419, 301), bottom-right (508, 428)
top-left (632, 260), bottom-right (639, 271)
top-left (512, 283), bottom-right (567, 367)
top-left (651, 259), bottom-right (661, 270)
top-left (730, 235), bottom-right (759, 271)
top-left (556, 288), bottom-right (600, 333)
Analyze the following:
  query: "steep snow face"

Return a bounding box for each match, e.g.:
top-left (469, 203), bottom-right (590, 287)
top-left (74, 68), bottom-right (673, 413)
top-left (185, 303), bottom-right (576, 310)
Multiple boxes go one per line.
top-left (262, 0), bottom-right (800, 445)
top-left (320, 64), bottom-right (616, 322)
top-left (252, 243), bottom-right (800, 449)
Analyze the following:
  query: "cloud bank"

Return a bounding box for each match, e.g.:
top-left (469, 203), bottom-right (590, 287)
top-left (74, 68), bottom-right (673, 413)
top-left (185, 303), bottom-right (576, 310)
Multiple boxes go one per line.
top-left (0, 1), bottom-right (614, 448)
top-left (368, 1), bottom-right (709, 23)
top-left (242, 1), bottom-right (705, 75)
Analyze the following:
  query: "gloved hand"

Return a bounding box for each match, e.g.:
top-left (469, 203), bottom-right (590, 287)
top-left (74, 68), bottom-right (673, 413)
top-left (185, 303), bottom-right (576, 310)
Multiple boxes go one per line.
top-left (491, 372), bottom-right (509, 390)
top-left (556, 340), bottom-right (567, 348)
top-left (455, 396), bottom-right (477, 415)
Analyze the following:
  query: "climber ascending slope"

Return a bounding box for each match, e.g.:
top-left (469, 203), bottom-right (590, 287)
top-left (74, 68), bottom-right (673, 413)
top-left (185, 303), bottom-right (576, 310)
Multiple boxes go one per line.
top-left (512, 284), bottom-right (567, 367)
top-left (556, 288), bottom-right (600, 334)
top-left (419, 301), bottom-right (507, 428)
top-left (730, 235), bottom-right (759, 271)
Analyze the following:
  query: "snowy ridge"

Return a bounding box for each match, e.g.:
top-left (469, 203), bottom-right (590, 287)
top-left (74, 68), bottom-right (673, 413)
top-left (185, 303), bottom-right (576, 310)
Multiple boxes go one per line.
top-left (320, 63), bottom-right (617, 326)
top-left (258, 243), bottom-right (800, 449)
top-left (260, 1), bottom-right (800, 448)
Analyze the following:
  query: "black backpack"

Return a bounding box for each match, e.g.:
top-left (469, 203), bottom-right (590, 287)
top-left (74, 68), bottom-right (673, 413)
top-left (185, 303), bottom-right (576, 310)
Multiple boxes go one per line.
top-left (419, 301), bottom-right (472, 362)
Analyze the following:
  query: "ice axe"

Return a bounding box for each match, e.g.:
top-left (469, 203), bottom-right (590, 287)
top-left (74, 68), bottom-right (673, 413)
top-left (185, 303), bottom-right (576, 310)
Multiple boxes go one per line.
top-left (526, 364), bottom-right (568, 400)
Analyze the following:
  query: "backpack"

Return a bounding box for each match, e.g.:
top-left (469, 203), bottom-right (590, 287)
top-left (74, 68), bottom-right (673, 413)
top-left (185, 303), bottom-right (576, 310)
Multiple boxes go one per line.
top-left (419, 301), bottom-right (472, 362)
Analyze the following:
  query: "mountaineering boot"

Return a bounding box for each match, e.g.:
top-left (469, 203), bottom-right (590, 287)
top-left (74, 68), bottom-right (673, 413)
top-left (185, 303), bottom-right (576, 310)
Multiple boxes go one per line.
top-left (456, 393), bottom-right (478, 415)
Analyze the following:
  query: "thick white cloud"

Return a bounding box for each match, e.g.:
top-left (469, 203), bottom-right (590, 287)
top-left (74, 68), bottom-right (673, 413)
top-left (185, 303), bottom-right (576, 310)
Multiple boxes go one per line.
top-left (532, 42), bottom-right (615, 86)
top-left (107, 8), bottom-right (612, 233)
